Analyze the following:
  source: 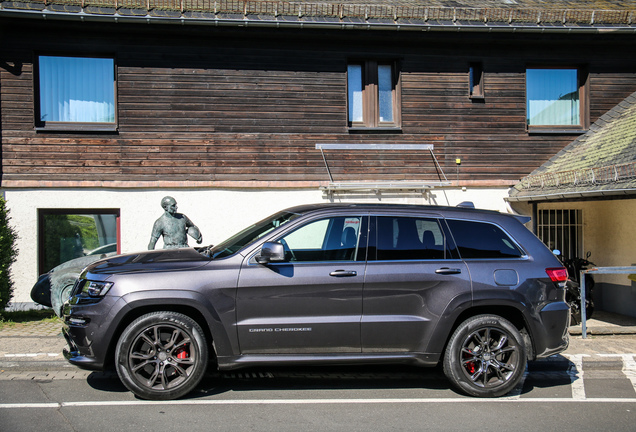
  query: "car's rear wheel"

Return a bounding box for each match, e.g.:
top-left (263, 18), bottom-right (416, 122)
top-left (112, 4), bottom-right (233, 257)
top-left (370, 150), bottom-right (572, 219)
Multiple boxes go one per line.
top-left (443, 314), bottom-right (526, 397)
top-left (115, 311), bottom-right (208, 400)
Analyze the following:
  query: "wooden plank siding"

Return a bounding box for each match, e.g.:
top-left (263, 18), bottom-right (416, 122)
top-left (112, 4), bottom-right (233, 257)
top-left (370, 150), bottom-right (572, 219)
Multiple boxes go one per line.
top-left (2, 19), bottom-right (636, 187)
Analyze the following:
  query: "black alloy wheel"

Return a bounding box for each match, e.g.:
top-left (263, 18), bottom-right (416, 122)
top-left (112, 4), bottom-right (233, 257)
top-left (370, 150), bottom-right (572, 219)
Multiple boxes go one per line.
top-left (443, 314), bottom-right (526, 397)
top-left (115, 311), bottom-right (209, 400)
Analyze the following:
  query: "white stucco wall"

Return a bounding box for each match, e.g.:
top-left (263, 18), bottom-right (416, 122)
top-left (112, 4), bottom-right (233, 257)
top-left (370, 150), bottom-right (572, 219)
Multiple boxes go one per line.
top-left (3, 186), bottom-right (513, 306)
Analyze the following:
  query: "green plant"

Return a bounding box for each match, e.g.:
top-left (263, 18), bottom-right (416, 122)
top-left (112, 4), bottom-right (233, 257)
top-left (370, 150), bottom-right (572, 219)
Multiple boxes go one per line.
top-left (0, 308), bottom-right (57, 328)
top-left (0, 196), bottom-right (18, 310)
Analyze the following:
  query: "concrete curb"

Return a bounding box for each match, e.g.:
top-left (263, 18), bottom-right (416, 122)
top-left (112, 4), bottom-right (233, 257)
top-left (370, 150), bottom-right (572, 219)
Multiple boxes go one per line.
top-left (0, 359), bottom-right (72, 371)
top-left (569, 326), bottom-right (636, 335)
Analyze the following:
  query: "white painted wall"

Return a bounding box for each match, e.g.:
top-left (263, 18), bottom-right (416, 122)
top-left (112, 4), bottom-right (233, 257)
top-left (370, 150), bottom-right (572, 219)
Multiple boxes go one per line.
top-left (3, 186), bottom-right (512, 305)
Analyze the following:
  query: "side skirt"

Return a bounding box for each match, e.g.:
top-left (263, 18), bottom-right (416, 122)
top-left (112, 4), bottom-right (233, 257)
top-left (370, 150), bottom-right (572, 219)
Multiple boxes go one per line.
top-left (216, 352), bottom-right (441, 371)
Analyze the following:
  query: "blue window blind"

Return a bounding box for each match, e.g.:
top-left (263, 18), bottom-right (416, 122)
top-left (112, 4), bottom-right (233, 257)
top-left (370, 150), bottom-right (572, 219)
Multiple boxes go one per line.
top-left (347, 64), bottom-right (363, 123)
top-left (527, 69), bottom-right (579, 126)
top-left (39, 56), bottom-right (115, 123)
top-left (378, 64), bottom-right (394, 122)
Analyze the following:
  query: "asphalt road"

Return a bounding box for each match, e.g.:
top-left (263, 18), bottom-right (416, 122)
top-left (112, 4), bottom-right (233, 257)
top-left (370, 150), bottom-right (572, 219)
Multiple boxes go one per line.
top-left (1, 363), bottom-right (635, 432)
top-left (2, 322), bottom-right (636, 431)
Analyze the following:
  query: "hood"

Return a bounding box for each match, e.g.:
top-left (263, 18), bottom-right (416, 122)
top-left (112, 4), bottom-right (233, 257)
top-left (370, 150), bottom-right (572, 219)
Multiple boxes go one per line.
top-left (85, 248), bottom-right (211, 275)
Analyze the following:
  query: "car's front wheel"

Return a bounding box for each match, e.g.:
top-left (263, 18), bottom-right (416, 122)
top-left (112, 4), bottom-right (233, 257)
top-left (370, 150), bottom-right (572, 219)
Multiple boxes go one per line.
top-left (115, 311), bottom-right (209, 400)
top-left (443, 314), bottom-right (526, 397)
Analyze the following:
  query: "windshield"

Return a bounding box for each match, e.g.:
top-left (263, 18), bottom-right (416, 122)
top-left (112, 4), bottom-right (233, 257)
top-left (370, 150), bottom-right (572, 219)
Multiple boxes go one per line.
top-left (209, 211), bottom-right (302, 259)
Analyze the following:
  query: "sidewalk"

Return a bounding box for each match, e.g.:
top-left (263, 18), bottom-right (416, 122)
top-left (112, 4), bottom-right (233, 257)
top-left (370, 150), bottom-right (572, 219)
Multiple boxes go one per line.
top-left (1, 313), bottom-right (636, 372)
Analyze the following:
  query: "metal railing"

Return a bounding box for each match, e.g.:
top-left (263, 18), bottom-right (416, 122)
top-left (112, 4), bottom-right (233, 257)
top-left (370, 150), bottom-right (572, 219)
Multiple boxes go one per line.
top-left (8, 0), bottom-right (636, 25)
top-left (519, 162), bottom-right (636, 191)
top-left (580, 266), bottom-right (636, 338)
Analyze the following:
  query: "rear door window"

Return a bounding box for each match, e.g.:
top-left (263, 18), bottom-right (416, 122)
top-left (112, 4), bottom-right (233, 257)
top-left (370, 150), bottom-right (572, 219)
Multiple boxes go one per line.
top-left (372, 216), bottom-right (451, 260)
top-left (446, 219), bottom-right (524, 259)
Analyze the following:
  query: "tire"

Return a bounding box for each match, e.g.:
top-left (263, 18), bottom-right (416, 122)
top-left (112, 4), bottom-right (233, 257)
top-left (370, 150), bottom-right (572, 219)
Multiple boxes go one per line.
top-left (115, 312), bottom-right (209, 400)
top-left (443, 315), bottom-right (527, 397)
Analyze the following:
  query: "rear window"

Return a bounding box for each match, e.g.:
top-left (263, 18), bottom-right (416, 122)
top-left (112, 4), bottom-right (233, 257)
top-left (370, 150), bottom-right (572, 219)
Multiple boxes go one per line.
top-left (446, 219), bottom-right (524, 259)
top-left (374, 216), bottom-right (449, 260)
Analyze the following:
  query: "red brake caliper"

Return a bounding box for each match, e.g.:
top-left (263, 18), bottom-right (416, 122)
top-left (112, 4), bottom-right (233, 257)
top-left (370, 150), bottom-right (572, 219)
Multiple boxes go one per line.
top-left (464, 350), bottom-right (476, 374)
top-left (175, 347), bottom-right (188, 359)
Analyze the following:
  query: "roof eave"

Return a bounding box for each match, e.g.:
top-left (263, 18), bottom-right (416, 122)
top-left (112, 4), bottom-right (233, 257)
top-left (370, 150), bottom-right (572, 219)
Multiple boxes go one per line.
top-left (506, 188), bottom-right (636, 202)
top-left (2, 9), bottom-right (636, 34)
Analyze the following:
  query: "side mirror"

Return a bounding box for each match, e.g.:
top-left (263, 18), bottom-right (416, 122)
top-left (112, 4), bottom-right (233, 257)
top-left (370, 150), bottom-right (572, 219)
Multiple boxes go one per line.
top-left (256, 242), bottom-right (286, 264)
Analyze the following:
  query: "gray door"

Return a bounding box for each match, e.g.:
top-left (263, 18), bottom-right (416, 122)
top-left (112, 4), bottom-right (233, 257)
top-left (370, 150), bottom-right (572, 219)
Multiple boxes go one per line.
top-left (237, 215), bottom-right (368, 354)
top-left (362, 215), bottom-right (472, 353)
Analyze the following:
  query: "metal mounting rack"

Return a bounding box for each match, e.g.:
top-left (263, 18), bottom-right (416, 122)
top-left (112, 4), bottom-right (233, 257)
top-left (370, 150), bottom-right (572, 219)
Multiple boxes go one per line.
top-left (315, 143), bottom-right (451, 195)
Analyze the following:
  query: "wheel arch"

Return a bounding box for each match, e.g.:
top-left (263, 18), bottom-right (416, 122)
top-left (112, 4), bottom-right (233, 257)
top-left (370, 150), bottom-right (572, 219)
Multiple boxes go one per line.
top-left (433, 305), bottom-right (535, 362)
top-left (103, 299), bottom-right (220, 370)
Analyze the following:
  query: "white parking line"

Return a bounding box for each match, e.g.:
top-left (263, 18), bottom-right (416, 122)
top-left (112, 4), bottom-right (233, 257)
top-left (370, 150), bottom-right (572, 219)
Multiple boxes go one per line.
top-left (563, 354), bottom-right (588, 400)
top-left (2, 398), bottom-right (636, 409)
top-left (3, 353), bottom-right (61, 358)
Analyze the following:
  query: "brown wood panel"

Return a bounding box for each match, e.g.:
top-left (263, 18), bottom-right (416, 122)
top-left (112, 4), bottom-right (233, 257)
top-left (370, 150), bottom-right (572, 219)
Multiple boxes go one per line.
top-left (2, 19), bottom-right (636, 186)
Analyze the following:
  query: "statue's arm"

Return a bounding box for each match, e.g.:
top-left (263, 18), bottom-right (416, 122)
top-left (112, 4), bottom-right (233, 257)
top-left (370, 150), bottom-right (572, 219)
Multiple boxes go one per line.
top-left (185, 216), bottom-right (203, 244)
top-left (148, 220), bottom-right (162, 250)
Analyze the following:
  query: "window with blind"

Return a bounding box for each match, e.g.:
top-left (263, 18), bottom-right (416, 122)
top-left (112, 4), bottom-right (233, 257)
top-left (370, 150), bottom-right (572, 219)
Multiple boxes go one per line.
top-left (36, 55), bottom-right (116, 131)
top-left (526, 67), bottom-right (588, 131)
top-left (347, 61), bottom-right (401, 129)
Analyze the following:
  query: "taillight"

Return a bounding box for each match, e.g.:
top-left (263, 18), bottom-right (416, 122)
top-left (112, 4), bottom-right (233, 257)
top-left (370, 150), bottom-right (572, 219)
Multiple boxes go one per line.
top-left (546, 267), bottom-right (568, 282)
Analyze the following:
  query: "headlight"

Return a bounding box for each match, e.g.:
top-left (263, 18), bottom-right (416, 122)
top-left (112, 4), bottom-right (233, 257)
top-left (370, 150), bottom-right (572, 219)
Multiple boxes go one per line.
top-left (82, 281), bottom-right (113, 297)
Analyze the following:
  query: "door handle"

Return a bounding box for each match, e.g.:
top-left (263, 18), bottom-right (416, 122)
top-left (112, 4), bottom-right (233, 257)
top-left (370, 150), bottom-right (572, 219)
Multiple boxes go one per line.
top-left (329, 270), bottom-right (357, 277)
top-left (435, 268), bottom-right (462, 275)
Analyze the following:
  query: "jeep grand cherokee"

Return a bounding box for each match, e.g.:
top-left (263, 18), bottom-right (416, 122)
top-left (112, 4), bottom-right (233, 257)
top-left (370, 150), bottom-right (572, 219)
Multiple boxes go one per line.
top-left (62, 203), bottom-right (569, 400)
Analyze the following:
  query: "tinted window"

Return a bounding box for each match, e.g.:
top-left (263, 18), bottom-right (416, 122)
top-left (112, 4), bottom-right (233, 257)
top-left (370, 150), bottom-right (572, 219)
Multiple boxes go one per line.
top-left (375, 216), bottom-right (447, 260)
top-left (446, 219), bottom-right (523, 259)
top-left (279, 216), bottom-right (364, 262)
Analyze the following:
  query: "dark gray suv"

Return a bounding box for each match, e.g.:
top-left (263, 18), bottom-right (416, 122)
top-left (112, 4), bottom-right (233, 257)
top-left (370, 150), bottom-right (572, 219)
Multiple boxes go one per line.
top-left (62, 203), bottom-right (570, 400)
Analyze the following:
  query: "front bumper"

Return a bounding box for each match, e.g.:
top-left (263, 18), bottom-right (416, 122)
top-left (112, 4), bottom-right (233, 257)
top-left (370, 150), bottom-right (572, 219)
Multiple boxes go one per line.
top-left (61, 294), bottom-right (122, 371)
top-left (62, 326), bottom-right (106, 371)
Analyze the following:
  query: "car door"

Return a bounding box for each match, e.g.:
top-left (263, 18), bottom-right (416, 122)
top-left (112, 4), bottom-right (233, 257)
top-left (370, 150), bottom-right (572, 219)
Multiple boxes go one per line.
top-left (236, 214), bottom-right (368, 354)
top-left (362, 214), bottom-right (472, 353)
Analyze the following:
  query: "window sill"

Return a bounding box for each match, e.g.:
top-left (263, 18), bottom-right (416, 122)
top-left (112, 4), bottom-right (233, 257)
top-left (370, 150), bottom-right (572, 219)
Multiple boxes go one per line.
top-left (348, 127), bottom-right (403, 134)
top-left (36, 123), bottom-right (118, 133)
top-left (527, 128), bottom-right (587, 135)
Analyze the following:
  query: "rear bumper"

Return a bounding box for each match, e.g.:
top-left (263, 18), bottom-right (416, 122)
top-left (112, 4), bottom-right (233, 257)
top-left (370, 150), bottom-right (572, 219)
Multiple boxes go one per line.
top-left (533, 301), bottom-right (570, 360)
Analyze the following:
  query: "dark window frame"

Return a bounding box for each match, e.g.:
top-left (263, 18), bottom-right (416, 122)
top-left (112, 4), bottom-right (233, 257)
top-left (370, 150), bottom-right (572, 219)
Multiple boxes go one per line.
top-left (347, 60), bottom-right (402, 130)
top-left (525, 65), bottom-right (589, 133)
top-left (37, 208), bottom-right (121, 275)
top-left (34, 53), bottom-right (118, 132)
top-left (469, 62), bottom-right (485, 100)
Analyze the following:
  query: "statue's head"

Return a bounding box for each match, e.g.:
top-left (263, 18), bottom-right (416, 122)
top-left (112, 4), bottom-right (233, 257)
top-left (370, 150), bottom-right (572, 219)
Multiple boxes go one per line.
top-left (161, 196), bottom-right (178, 215)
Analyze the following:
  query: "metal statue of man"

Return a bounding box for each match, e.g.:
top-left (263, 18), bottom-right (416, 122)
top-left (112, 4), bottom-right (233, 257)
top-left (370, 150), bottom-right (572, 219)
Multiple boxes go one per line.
top-left (148, 196), bottom-right (203, 249)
